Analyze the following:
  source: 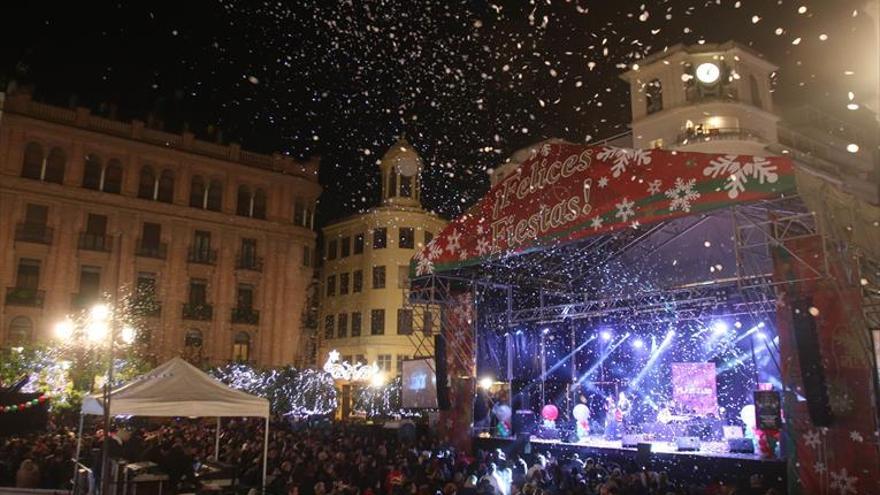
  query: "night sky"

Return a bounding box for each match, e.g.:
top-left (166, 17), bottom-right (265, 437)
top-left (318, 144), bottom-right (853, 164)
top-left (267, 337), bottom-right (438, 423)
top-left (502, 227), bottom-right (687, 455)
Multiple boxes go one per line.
top-left (0, 0), bottom-right (874, 225)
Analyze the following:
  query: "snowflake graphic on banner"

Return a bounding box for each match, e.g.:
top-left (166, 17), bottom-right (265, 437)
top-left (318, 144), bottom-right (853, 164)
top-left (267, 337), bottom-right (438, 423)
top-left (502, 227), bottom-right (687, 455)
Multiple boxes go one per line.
top-left (597, 146), bottom-right (652, 178)
top-left (590, 216), bottom-right (604, 230)
top-left (703, 154), bottom-right (779, 199)
top-left (829, 468), bottom-right (858, 495)
top-left (476, 237), bottom-right (491, 256)
top-left (814, 462), bottom-right (827, 475)
top-left (445, 230), bottom-right (461, 254)
top-left (598, 176), bottom-right (609, 188)
top-left (803, 430), bottom-right (822, 449)
top-left (416, 254), bottom-right (434, 276)
top-left (665, 177), bottom-right (701, 213)
top-left (647, 179), bottom-right (662, 194)
top-left (614, 197), bottom-right (637, 222)
top-left (428, 241), bottom-right (443, 260)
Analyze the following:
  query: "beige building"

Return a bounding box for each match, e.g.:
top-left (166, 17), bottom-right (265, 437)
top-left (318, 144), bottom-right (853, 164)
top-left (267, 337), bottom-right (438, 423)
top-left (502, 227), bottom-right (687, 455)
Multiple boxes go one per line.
top-left (317, 138), bottom-right (447, 379)
top-left (0, 90), bottom-right (321, 367)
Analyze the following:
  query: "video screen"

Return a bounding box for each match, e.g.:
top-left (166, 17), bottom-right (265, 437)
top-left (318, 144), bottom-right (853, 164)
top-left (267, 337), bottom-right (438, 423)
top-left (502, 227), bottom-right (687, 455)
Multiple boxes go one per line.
top-left (401, 358), bottom-right (438, 409)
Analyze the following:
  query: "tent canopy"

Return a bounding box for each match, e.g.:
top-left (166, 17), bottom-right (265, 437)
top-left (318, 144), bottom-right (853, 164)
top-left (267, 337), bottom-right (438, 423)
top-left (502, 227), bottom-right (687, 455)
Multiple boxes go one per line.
top-left (81, 357), bottom-right (269, 418)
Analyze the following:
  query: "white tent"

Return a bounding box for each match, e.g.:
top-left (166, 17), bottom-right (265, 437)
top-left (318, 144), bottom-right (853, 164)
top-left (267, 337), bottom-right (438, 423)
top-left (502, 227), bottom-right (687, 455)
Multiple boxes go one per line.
top-left (77, 357), bottom-right (271, 491)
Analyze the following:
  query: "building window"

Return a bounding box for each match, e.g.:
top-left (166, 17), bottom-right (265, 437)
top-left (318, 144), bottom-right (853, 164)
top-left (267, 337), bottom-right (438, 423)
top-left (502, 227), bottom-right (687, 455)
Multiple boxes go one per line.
top-left (377, 354), bottom-right (392, 372)
top-left (77, 266), bottom-right (102, 307)
top-left (399, 227), bottom-right (414, 249)
top-left (324, 315), bottom-right (335, 339)
top-left (16, 259), bottom-right (40, 290)
top-left (337, 313), bottom-right (348, 338)
top-left (83, 155), bottom-right (122, 194)
top-left (158, 170), bottom-right (174, 203)
top-left (236, 284), bottom-right (255, 309)
top-left (327, 239), bottom-right (338, 261)
top-left (354, 233), bottom-right (365, 254)
top-left (341, 237), bottom-right (351, 258)
top-left (397, 355), bottom-right (410, 375)
top-left (139, 166), bottom-right (174, 202)
top-left (355, 354), bottom-right (365, 364)
top-left (302, 246), bottom-right (312, 267)
top-left (370, 309), bottom-right (385, 335)
top-left (233, 332), bottom-right (251, 362)
top-left (425, 231), bottom-right (433, 246)
top-left (353, 270), bottom-right (363, 293)
top-left (83, 154), bottom-right (103, 190)
top-left (399, 176), bottom-right (413, 198)
top-left (398, 265), bottom-right (409, 289)
top-left (190, 176), bottom-right (222, 211)
top-left (339, 273), bottom-right (350, 295)
top-left (351, 312), bottom-right (362, 337)
top-left (80, 214), bottom-right (109, 251)
top-left (373, 228), bottom-right (387, 249)
top-left (240, 238), bottom-right (258, 268)
top-left (294, 198), bottom-right (306, 226)
top-left (8, 316), bottom-right (33, 345)
top-left (749, 74), bottom-right (762, 109)
top-left (21, 143), bottom-right (65, 184)
top-left (134, 272), bottom-right (158, 313)
top-left (397, 309), bottom-right (413, 335)
top-left (372, 266), bottom-right (386, 289)
top-left (207, 180), bottom-right (223, 211)
top-left (387, 167), bottom-right (398, 198)
top-left (185, 329), bottom-right (203, 349)
top-left (189, 230), bottom-right (215, 264)
top-left (189, 279), bottom-right (208, 305)
top-left (326, 275), bottom-right (336, 297)
top-left (253, 189), bottom-right (267, 219)
top-left (138, 222), bottom-right (163, 258)
top-left (646, 78), bottom-right (663, 114)
top-left (237, 185), bottom-right (267, 219)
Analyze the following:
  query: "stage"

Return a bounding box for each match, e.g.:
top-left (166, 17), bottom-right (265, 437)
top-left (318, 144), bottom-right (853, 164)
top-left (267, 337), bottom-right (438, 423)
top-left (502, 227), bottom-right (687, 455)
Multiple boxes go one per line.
top-left (475, 435), bottom-right (786, 487)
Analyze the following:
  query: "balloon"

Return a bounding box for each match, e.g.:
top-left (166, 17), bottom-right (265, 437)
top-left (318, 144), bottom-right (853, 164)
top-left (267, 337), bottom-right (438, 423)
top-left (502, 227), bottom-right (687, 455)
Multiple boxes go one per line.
top-left (740, 404), bottom-right (756, 429)
top-left (572, 404), bottom-right (589, 421)
top-left (494, 404), bottom-right (512, 422)
top-left (541, 404), bottom-right (559, 421)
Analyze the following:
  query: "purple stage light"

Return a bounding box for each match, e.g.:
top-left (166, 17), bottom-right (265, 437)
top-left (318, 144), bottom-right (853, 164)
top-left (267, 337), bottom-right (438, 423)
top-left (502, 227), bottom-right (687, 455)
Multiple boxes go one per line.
top-left (711, 321), bottom-right (729, 334)
top-left (632, 338), bottom-right (645, 349)
top-left (600, 330), bottom-right (612, 342)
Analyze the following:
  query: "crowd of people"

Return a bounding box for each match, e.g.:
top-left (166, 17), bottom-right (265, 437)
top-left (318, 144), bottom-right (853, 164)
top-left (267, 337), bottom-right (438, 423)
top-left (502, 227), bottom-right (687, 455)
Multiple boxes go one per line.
top-left (0, 417), bottom-right (783, 495)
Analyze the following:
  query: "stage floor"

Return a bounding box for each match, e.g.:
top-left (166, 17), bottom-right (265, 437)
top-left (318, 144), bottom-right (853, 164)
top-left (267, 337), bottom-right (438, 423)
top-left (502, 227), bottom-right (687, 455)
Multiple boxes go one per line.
top-left (475, 435), bottom-right (786, 487)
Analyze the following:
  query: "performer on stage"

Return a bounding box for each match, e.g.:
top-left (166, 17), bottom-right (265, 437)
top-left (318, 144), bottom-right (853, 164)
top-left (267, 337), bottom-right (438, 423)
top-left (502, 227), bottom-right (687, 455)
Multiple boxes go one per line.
top-left (616, 391), bottom-right (631, 433)
top-left (604, 396), bottom-right (618, 439)
top-left (657, 401), bottom-right (673, 424)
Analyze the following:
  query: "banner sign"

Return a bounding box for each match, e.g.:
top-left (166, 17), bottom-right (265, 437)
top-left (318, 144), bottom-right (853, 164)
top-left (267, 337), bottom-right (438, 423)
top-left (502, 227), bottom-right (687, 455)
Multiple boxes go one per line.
top-left (413, 143), bottom-right (795, 275)
top-left (754, 390), bottom-right (782, 430)
top-left (671, 362), bottom-right (718, 415)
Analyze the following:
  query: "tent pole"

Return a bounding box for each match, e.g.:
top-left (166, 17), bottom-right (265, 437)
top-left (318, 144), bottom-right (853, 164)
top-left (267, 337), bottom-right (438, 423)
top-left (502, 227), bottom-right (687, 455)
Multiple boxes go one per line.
top-left (214, 417), bottom-right (221, 461)
top-left (73, 412), bottom-right (85, 494)
top-left (262, 417), bottom-right (269, 494)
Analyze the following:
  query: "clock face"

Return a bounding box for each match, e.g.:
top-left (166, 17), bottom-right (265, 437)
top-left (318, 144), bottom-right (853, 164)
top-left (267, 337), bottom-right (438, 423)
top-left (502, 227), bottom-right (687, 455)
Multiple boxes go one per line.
top-left (695, 62), bottom-right (721, 84)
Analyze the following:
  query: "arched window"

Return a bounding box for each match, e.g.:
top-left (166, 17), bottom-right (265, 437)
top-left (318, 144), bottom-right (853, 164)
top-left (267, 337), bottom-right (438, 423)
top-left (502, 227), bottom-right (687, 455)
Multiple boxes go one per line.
top-left (233, 332), bottom-right (250, 362)
top-left (22, 142), bottom-right (44, 180)
top-left (207, 179), bottom-right (223, 211)
top-left (190, 176), bottom-right (206, 208)
top-left (293, 198), bottom-right (306, 226)
top-left (749, 75), bottom-right (762, 109)
top-left (387, 167), bottom-right (398, 198)
top-left (646, 79), bottom-right (663, 114)
top-left (184, 328), bottom-right (203, 348)
top-left (399, 176), bottom-right (413, 197)
top-left (138, 166), bottom-right (156, 199)
top-left (83, 154), bottom-right (103, 190)
top-left (236, 185), bottom-right (252, 216)
top-left (253, 189), bottom-right (267, 219)
top-left (157, 170), bottom-right (174, 203)
top-left (44, 147), bottom-right (66, 184)
top-left (8, 316), bottom-right (33, 345)
top-left (103, 159), bottom-right (123, 194)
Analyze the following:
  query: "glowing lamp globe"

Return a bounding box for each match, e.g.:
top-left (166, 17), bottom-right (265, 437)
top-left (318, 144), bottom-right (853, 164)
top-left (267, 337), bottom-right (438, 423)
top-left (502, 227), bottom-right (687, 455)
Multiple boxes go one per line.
top-left (695, 62), bottom-right (721, 84)
top-left (572, 404), bottom-right (590, 421)
top-left (541, 404), bottom-right (559, 421)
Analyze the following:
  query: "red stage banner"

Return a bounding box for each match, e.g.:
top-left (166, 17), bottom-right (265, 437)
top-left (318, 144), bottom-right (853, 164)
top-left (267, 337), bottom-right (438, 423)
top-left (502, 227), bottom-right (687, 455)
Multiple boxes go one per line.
top-left (437, 291), bottom-right (476, 452)
top-left (671, 363), bottom-right (718, 415)
top-left (773, 236), bottom-right (880, 495)
top-left (413, 143), bottom-right (795, 275)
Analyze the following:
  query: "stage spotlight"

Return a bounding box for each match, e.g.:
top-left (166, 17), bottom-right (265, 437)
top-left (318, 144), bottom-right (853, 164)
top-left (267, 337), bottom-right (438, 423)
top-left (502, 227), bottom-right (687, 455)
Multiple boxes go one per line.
top-left (711, 321), bottom-right (729, 334)
top-left (479, 377), bottom-right (494, 390)
top-left (666, 330), bottom-right (675, 338)
top-left (600, 330), bottom-right (612, 342)
top-left (756, 331), bottom-right (768, 340)
top-left (757, 322), bottom-right (766, 328)
top-left (542, 328), bottom-right (551, 335)
top-left (632, 338), bottom-right (645, 349)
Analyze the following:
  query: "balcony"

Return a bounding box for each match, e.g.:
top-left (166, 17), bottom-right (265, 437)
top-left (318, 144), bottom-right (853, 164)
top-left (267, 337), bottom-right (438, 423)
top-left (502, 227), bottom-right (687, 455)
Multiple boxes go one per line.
top-left (236, 254), bottom-right (264, 272)
top-left (78, 233), bottom-right (112, 252)
top-left (135, 240), bottom-right (168, 260)
top-left (675, 127), bottom-right (766, 147)
top-left (71, 293), bottom-right (101, 310)
top-left (5, 287), bottom-right (45, 307)
top-left (188, 246), bottom-right (218, 265)
top-left (15, 223), bottom-right (53, 245)
top-left (130, 297), bottom-right (162, 317)
top-left (182, 302), bottom-right (213, 321)
top-left (231, 307), bottom-right (260, 325)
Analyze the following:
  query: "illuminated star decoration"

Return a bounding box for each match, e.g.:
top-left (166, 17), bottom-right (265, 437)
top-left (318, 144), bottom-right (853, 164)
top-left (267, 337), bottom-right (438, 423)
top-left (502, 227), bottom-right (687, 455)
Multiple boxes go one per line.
top-left (323, 350), bottom-right (380, 381)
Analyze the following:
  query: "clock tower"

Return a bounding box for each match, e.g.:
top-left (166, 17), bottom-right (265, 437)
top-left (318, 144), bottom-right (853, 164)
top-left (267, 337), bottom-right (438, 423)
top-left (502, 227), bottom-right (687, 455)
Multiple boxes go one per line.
top-left (620, 41), bottom-right (779, 156)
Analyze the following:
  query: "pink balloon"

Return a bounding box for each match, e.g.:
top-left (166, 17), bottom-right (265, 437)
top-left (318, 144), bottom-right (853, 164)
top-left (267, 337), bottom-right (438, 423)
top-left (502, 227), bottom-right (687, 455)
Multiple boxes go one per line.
top-left (541, 404), bottom-right (559, 421)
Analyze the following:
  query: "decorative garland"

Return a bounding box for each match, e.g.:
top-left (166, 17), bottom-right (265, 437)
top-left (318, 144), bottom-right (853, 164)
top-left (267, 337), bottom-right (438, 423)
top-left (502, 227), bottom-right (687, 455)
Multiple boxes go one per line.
top-left (1, 394), bottom-right (49, 413)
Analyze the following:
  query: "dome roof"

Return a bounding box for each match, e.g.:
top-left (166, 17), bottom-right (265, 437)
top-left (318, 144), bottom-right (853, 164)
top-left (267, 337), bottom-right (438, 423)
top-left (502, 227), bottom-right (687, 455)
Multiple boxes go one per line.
top-left (381, 137), bottom-right (422, 177)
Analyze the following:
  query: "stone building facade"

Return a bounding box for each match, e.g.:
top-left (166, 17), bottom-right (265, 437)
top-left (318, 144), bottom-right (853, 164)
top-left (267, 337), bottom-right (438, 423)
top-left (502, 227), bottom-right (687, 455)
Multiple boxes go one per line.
top-left (0, 91), bottom-right (321, 367)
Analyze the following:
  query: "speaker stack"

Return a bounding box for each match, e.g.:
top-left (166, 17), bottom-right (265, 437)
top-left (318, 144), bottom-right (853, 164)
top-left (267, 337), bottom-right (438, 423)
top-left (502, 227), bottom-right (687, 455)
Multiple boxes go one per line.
top-left (434, 335), bottom-right (450, 410)
top-left (791, 298), bottom-right (833, 427)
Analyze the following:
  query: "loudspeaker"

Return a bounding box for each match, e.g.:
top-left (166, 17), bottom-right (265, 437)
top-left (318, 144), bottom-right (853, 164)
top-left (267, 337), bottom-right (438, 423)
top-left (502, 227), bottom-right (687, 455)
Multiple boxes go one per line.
top-left (622, 434), bottom-right (643, 448)
top-left (791, 298), bottom-right (833, 427)
top-left (434, 335), bottom-right (450, 410)
top-left (675, 436), bottom-right (701, 451)
top-left (636, 442), bottom-right (652, 466)
top-left (513, 410), bottom-right (537, 435)
top-left (727, 438), bottom-right (755, 454)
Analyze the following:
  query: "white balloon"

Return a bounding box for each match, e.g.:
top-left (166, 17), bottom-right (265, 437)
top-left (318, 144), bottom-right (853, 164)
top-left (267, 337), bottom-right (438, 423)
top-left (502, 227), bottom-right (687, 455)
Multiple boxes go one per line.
top-left (740, 404), bottom-right (756, 429)
top-left (572, 404), bottom-right (590, 421)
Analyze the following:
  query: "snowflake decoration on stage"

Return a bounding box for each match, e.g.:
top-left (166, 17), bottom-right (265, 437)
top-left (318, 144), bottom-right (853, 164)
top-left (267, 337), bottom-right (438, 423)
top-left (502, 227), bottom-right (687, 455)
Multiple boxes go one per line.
top-left (324, 350), bottom-right (380, 382)
top-left (416, 256), bottom-right (434, 276)
top-left (665, 177), bottom-right (701, 213)
top-left (849, 431), bottom-right (864, 443)
top-left (647, 179), bottom-right (662, 194)
top-left (814, 462), bottom-right (827, 475)
top-left (703, 154), bottom-right (779, 199)
top-left (598, 176), bottom-right (609, 188)
top-left (614, 197), bottom-right (636, 222)
top-left (458, 249), bottom-right (469, 260)
top-left (590, 216), bottom-right (604, 230)
top-left (476, 237), bottom-right (491, 255)
top-left (803, 430), bottom-right (822, 449)
top-left (446, 229), bottom-right (461, 254)
top-left (597, 146), bottom-right (652, 178)
top-left (630, 220), bottom-right (640, 229)
top-left (428, 241), bottom-right (443, 260)
top-left (829, 468), bottom-right (858, 495)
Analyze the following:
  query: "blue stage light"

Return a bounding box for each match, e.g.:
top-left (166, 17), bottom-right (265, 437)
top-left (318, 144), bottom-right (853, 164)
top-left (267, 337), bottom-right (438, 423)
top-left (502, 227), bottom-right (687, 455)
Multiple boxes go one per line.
top-left (600, 330), bottom-right (613, 342)
top-left (711, 321), bottom-right (729, 334)
top-left (632, 338), bottom-right (645, 349)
